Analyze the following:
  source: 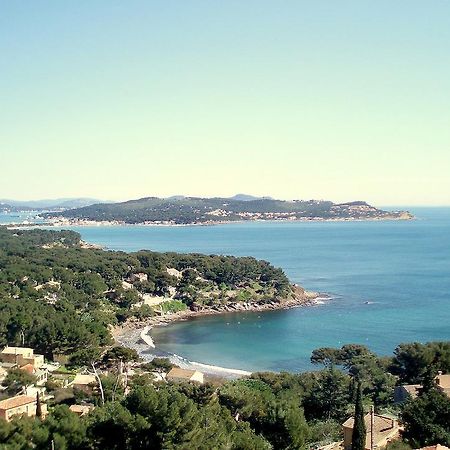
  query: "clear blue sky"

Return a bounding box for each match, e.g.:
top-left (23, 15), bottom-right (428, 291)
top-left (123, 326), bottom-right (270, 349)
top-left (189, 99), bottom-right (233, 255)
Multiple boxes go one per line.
top-left (1, 1), bottom-right (449, 205)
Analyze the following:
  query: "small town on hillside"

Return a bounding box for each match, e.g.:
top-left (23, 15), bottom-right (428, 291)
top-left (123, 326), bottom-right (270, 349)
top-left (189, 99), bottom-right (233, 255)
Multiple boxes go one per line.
top-left (1, 344), bottom-right (449, 449)
top-left (0, 344), bottom-right (204, 421)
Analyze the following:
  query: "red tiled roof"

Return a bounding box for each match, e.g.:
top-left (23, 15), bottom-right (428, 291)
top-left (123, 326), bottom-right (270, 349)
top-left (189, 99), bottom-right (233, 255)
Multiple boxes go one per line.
top-left (0, 395), bottom-right (36, 410)
top-left (20, 363), bottom-right (34, 374)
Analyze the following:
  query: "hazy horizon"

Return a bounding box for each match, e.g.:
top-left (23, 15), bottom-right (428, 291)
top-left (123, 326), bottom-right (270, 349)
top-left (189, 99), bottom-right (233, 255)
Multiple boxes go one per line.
top-left (2, 193), bottom-right (449, 208)
top-left (2, 1), bottom-right (449, 206)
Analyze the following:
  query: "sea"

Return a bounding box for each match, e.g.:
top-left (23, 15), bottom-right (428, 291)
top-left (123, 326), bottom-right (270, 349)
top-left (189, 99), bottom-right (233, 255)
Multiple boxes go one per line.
top-left (2, 207), bottom-right (449, 372)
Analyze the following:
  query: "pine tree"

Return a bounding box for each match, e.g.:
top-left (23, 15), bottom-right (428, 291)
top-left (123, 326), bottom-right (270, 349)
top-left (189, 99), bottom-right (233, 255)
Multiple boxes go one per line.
top-left (351, 381), bottom-right (366, 450)
top-left (36, 392), bottom-right (43, 419)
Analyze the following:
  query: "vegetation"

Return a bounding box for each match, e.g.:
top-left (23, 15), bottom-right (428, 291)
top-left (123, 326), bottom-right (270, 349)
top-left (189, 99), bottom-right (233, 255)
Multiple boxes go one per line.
top-left (1, 227), bottom-right (449, 448)
top-left (1, 343), bottom-right (449, 449)
top-left (0, 227), bottom-right (290, 365)
top-left (2, 368), bottom-right (36, 395)
top-left (401, 388), bottom-right (450, 447)
top-left (45, 196), bottom-right (412, 224)
top-left (351, 381), bottom-right (366, 450)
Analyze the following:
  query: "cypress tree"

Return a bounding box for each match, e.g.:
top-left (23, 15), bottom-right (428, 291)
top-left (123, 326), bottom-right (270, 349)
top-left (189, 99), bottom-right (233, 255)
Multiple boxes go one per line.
top-left (351, 381), bottom-right (366, 450)
top-left (36, 392), bottom-right (43, 419)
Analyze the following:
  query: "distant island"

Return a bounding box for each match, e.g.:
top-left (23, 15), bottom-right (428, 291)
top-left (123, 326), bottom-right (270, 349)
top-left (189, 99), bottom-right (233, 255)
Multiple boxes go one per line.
top-left (0, 198), bottom-right (106, 212)
top-left (42, 196), bottom-right (413, 225)
top-left (0, 202), bottom-right (35, 213)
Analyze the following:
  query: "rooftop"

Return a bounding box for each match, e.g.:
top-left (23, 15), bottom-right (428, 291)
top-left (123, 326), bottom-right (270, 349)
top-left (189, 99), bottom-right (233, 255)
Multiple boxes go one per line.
top-left (167, 368), bottom-right (199, 379)
top-left (0, 395), bottom-right (36, 410)
top-left (20, 363), bottom-right (34, 374)
top-left (69, 404), bottom-right (94, 415)
top-left (1, 347), bottom-right (33, 356)
top-left (0, 363), bottom-right (17, 369)
top-left (436, 374), bottom-right (450, 390)
top-left (72, 374), bottom-right (96, 385)
top-left (402, 384), bottom-right (422, 397)
top-left (419, 446), bottom-right (450, 450)
top-left (343, 413), bottom-right (399, 447)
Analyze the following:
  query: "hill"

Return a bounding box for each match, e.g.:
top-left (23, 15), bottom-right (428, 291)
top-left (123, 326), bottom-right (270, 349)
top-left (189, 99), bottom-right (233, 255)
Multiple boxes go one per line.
top-left (0, 226), bottom-right (301, 363)
top-left (0, 202), bottom-right (34, 213)
top-left (44, 196), bottom-right (414, 225)
top-left (0, 198), bottom-right (106, 211)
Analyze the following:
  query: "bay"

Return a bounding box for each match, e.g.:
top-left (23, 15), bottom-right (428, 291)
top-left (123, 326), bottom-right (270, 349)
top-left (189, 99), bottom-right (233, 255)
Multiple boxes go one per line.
top-left (22, 208), bottom-right (450, 372)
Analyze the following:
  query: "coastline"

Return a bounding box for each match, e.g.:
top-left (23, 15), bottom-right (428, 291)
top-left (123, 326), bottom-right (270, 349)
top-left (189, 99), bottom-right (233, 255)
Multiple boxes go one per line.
top-left (5, 211), bottom-right (414, 229)
top-left (113, 288), bottom-right (327, 378)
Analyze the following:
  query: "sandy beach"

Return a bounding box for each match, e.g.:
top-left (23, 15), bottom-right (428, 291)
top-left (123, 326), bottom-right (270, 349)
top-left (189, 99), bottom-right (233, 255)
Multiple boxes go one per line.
top-left (113, 290), bottom-right (328, 378)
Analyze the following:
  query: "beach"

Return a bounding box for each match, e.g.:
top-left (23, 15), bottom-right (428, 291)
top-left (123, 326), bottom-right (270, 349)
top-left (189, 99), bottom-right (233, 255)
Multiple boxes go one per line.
top-left (113, 290), bottom-right (326, 378)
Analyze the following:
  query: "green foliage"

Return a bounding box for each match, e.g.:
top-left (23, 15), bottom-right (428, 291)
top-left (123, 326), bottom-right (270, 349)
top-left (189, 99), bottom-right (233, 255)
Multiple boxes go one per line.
top-left (2, 368), bottom-right (36, 395)
top-left (103, 346), bottom-right (140, 364)
top-left (0, 227), bottom-right (290, 366)
top-left (391, 342), bottom-right (450, 384)
top-left (311, 344), bottom-right (396, 408)
top-left (302, 368), bottom-right (352, 422)
top-left (308, 420), bottom-right (342, 445)
top-left (158, 300), bottom-right (187, 314)
top-left (141, 357), bottom-right (175, 373)
top-left (351, 381), bottom-right (366, 450)
top-left (49, 196), bottom-right (407, 224)
top-left (401, 388), bottom-right (450, 446)
top-left (386, 440), bottom-right (413, 450)
top-left (218, 378), bottom-right (309, 449)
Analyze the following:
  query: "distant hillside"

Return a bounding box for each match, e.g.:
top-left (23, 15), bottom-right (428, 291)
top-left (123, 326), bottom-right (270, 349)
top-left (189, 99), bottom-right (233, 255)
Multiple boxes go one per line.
top-left (1, 198), bottom-right (106, 211)
top-left (229, 194), bottom-right (274, 201)
top-left (0, 202), bottom-right (34, 213)
top-left (44, 196), bottom-right (413, 224)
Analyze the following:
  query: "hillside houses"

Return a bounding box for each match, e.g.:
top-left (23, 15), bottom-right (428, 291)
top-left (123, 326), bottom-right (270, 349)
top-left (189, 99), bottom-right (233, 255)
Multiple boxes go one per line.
top-left (0, 395), bottom-right (45, 422)
top-left (395, 371), bottom-right (450, 403)
top-left (343, 413), bottom-right (401, 450)
top-left (0, 346), bottom-right (44, 369)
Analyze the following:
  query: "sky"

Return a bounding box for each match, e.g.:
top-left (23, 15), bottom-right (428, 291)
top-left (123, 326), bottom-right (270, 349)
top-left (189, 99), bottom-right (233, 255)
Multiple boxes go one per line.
top-left (1, 1), bottom-right (449, 206)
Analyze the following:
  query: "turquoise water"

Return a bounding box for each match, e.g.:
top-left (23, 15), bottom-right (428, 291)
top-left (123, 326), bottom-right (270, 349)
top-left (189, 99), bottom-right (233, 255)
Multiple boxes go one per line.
top-left (0, 211), bottom-right (43, 224)
top-left (41, 208), bottom-right (450, 371)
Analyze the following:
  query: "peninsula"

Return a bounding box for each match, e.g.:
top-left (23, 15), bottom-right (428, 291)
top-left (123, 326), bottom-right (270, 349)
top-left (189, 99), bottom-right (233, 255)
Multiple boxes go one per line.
top-left (0, 226), bottom-right (317, 367)
top-left (43, 195), bottom-right (413, 225)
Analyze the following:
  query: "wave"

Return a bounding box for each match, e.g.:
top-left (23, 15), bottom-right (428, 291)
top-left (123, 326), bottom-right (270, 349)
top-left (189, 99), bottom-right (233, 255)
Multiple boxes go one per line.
top-left (119, 326), bottom-right (252, 377)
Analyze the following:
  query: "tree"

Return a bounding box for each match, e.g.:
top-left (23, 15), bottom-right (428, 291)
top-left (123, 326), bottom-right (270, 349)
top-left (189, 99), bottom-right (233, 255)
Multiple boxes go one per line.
top-left (311, 347), bottom-right (342, 367)
top-left (103, 346), bottom-right (140, 365)
top-left (401, 388), bottom-right (450, 447)
top-left (44, 405), bottom-right (88, 449)
top-left (2, 368), bottom-right (36, 395)
top-left (390, 342), bottom-right (450, 384)
top-left (351, 381), bottom-right (366, 450)
top-left (302, 368), bottom-right (351, 422)
top-left (261, 400), bottom-right (310, 449)
top-left (141, 357), bottom-right (174, 373)
top-left (36, 392), bottom-right (43, 420)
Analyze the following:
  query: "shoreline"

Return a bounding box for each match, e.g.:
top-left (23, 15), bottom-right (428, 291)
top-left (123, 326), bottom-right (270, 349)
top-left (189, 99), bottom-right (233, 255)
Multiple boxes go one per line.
top-left (4, 213), bottom-right (415, 229)
top-left (113, 289), bottom-right (328, 378)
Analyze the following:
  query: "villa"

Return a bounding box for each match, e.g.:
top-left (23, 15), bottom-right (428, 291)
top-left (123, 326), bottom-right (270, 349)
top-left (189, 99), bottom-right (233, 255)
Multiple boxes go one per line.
top-left (71, 374), bottom-right (97, 393)
top-left (394, 384), bottom-right (421, 403)
top-left (435, 372), bottom-right (450, 397)
top-left (69, 404), bottom-right (95, 417)
top-left (166, 368), bottom-right (204, 384)
top-left (0, 395), bottom-right (37, 422)
top-left (0, 347), bottom-right (44, 370)
top-left (395, 371), bottom-right (450, 403)
top-left (343, 413), bottom-right (401, 450)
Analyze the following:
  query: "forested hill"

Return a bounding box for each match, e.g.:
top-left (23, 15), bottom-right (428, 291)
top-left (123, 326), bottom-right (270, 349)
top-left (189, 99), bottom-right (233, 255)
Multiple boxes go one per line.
top-left (44, 196), bottom-right (413, 224)
top-left (0, 227), bottom-right (293, 364)
top-left (0, 202), bottom-right (34, 213)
